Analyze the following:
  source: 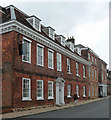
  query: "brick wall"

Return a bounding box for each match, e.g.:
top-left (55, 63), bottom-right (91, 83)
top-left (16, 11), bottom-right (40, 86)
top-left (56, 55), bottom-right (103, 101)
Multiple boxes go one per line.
top-left (2, 31), bottom-right (96, 112)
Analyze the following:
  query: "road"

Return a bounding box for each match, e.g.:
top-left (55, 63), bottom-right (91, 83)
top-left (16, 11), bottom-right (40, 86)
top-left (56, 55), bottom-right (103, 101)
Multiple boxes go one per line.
top-left (12, 97), bottom-right (110, 119)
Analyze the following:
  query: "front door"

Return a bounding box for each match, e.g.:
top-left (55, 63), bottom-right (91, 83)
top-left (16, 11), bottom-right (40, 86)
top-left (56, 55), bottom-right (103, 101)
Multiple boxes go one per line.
top-left (59, 83), bottom-right (62, 104)
top-left (55, 78), bottom-right (65, 105)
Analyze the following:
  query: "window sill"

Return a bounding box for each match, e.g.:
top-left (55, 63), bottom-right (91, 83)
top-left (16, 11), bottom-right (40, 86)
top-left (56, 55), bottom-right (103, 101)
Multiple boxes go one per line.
top-left (83, 76), bottom-right (86, 79)
top-left (37, 97), bottom-right (44, 100)
top-left (37, 64), bottom-right (44, 67)
top-left (83, 95), bottom-right (86, 98)
top-left (48, 67), bottom-right (54, 70)
top-left (22, 98), bottom-right (32, 101)
top-left (22, 60), bottom-right (31, 64)
top-left (67, 72), bottom-right (72, 75)
top-left (76, 74), bottom-right (80, 77)
top-left (48, 97), bottom-right (54, 100)
top-left (67, 96), bottom-right (71, 98)
top-left (57, 69), bottom-right (62, 72)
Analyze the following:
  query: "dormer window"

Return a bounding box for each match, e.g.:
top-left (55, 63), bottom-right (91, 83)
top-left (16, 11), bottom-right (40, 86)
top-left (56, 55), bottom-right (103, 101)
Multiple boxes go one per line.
top-left (55, 35), bottom-right (65, 46)
top-left (49, 28), bottom-right (54, 39)
top-left (42, 26), bottom-right (55, 40)
top-left (26, 16), bottom-right (41, 31)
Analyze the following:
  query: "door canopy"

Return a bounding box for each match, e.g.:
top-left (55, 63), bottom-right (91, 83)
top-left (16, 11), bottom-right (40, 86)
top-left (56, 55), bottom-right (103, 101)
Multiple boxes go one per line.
top-left (55, 77), bottom-right (65, 83)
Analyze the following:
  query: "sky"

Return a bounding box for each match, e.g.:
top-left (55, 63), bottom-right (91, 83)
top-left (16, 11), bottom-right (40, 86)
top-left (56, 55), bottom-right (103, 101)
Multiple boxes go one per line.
top-left (1, 0), bottom-right (109, 68)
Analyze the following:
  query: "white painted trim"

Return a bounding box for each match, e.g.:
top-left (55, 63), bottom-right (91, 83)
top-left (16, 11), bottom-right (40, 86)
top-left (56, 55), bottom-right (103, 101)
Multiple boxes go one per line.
top-left (67, 84), bottom-right (71, 97)
top-left (0, 20), bottom-right (91, 66)
top-left (23, 37), bottom-right (32, 43)
top-left (67, 96), bottom-right (72, 98)
top-left (22, 78), bottom-right (31, 101)
top-left (67, 58), bottom-right (71, 73)
top-left (57, 53), bottom-right (62, 71)
top-left (76, 85), bottom-right (79, 97)
top-left (22, 38), bottom-right (31, 64)
top-left (48, 49), bottom-right (54, 69)
top-left (37, 44), bottom-right (44, 67)
top-left (0, 10), bottom-right (5, 14)
top-left (10, 6), bottom-right (16, 20)
top-left (76, 74), bottom-right (80, 77)
top-left (83, 65), bottom-right (86, 78)
top-left (48, 81), bottom-right (54, 99)
top-left (37, 80), bottom-right (44, 100)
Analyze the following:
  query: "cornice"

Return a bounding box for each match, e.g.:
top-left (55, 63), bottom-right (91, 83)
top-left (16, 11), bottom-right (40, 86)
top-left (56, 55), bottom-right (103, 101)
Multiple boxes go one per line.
top-left (0, 20), bottom-right (92, 66)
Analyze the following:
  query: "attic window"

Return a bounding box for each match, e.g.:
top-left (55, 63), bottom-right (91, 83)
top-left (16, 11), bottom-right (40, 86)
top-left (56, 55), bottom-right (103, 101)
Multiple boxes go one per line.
top-left (49, 28), bottom-right (54, 39)
top-left (55, 35), bottom-right (65, 46)
top-left (42, 26), bottom-right (55, 40)
top-left (61, 36), bottom-right (65, 46)
top-left (26, 16), bottom-right (41, 31)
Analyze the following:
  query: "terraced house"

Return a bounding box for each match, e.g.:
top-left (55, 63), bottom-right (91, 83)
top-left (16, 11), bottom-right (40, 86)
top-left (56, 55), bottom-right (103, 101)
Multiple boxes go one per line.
top-left (0, 5), bottom-right (106, 113)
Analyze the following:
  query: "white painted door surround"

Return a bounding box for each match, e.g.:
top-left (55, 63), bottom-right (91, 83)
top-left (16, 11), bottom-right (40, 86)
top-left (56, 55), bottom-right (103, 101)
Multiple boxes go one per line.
top-left (55, 77), bottom-right (65, 105)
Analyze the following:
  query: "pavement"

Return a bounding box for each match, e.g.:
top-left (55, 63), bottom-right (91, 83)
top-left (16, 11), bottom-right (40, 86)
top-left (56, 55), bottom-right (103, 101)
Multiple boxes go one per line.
top-left (1, 96), bottom-right (109, 119)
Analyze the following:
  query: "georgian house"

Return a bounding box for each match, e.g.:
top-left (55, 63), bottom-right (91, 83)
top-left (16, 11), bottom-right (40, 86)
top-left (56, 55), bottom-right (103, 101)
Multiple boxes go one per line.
top-left (0, 5), bottom-right (107, 113)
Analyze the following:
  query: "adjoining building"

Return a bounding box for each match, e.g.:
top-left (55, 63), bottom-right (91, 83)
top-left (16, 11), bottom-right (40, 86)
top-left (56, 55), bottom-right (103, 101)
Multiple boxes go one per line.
top-left (0, 5), bottom-right (108, 113)
top-left (75, 44), bottom-right (99, 99)
top-left (98, 58), bottom-right (107, 97)
top-left (107, 70), bottom-right (111, 95)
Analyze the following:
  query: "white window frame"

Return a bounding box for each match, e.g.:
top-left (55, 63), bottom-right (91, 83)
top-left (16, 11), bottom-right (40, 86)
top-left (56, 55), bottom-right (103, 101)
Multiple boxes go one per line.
top-left (92, 56), bottom-right (94, 63)
top-left (83, 65), bottom-right (86, 78)
top-left (89, 85), bottom-right (90, 97)
top-left (67, 84), bottom-right (71, 98)
top-left (67, 58), bottom-right (71, 73)
top-left (48, 81), bottom-right (54, 99)
top-left (57, 53), bottom-right (62, 71)
top-left (83, 86), bottom-right (86, 97)
top-left (48, 49), bottom-right (54, 69)
top-left (76, 62), bottom-right (79, 76)
top-left (37, 43), bottom-right (44, 67)
top-left (89, 67), bottom-right (90, 78)
top-left (22, 37), bottom-right (32, 64)
top-left (37, 80), bottom-right (44, 100)
top-left (76, 85), bottom-right (79, 97)
top-left (95, 58), bottom-right (97, 64)
top-left (61, 37), bottom-right (65, 46)
top-left (34, 17), bottom-right (41, 31)
top-left (49, 28), bottom-right (54, 40)
top-left (88, 53), bottom-right (90, 60)
top-left (22, 78), bottom-right (31, 101)
top-left (92, 85), bottom-right (94, 96)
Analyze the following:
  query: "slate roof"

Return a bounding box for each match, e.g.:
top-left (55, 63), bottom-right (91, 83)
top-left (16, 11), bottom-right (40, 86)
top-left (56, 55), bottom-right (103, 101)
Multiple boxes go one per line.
top-left (0, 5), bottom-right (88, 60)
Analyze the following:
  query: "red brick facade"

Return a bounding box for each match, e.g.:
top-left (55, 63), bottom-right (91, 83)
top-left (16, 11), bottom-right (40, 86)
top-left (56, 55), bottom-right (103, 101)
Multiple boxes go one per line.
top-left (0, 5), bottom-right (107, 113)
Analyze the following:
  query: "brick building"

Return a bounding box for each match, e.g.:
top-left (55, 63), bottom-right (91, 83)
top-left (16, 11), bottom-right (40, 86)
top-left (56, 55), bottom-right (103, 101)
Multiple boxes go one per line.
top-left (98, 58), bottom-right (107, 97)
top-left (0, 5), bottom-right (107, 113)
top-left (75, 45), bottom-right (99, 99)
top-left (107, 70), bottom-right (111, 95)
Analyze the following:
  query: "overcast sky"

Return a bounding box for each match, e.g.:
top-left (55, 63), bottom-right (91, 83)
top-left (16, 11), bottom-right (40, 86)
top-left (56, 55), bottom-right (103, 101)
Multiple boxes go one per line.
top-left (1, 0), bottom-right (109, 68)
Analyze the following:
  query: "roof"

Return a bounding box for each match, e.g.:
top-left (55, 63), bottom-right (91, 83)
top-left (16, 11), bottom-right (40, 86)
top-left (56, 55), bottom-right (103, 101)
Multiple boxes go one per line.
top-left (0, 5), bottom-right (99, 65)
top-left (98, 58), bottom-right (107, 65)
top-left (66, 38), bottom-right (75, 44)
top-left (75, 44), bottom-right (86, 48)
